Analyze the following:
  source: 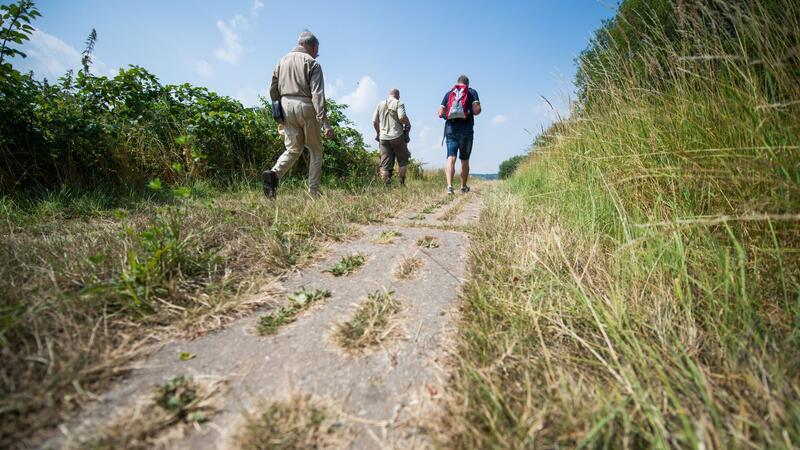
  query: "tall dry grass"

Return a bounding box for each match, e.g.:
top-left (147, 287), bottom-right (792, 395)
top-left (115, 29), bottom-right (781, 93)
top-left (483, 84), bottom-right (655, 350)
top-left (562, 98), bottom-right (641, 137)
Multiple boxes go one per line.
top-left (442, 0), bottom-right (799, 448)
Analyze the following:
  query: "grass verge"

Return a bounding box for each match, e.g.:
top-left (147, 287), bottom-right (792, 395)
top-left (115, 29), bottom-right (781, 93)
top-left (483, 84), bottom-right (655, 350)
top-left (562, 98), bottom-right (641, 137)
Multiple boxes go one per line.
top-left (440, 0), bottom-right (799, 444)
top-left (335, 290), bottom-right (401, 352)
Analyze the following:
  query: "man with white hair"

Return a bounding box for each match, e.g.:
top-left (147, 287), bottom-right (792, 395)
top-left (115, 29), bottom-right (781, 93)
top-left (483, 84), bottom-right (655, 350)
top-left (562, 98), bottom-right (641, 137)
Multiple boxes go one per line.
top-left (263, 30), bottom-right (334, 198)
top-left (372, 88), bottom-right (411, 186)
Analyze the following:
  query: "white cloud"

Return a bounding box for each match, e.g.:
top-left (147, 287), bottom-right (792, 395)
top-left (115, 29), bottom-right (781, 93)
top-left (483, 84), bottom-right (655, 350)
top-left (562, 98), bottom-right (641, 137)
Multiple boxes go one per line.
top-left (339, 76), bottom-right (378, 113)
top-left (194, 59), bottom-right (213, 77)
top-left (406, 122), bottom-right (447, 166)
top-left (491, 114), bottom-right (508, 126)
top-left (16, 28), bottom-right (110, 80)
top-left (251, 0), bottom-right (264, 17)
top-left (213, 15), bottom-right (247, 64)
top-left (325, 78), bottom-right (344, 98)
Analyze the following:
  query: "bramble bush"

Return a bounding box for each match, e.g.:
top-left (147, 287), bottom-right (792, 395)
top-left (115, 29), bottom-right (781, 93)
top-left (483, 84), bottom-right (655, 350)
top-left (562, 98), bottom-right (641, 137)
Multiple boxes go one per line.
top-left (0, 0), bottom-right (378, 194)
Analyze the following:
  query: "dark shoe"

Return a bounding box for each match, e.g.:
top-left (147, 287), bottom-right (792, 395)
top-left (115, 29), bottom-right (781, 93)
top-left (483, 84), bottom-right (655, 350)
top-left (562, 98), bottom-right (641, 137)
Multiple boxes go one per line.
top-left (399, 177), bottom-right (406, 187)
top-left (460, 185), bottom-right (470, 194)
top-left (262, 170), bottom-right (278, 198)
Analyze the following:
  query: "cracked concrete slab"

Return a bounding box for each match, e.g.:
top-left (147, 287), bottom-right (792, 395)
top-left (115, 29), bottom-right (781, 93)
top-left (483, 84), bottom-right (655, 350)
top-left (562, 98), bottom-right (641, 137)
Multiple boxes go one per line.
top-left (49, 188), bottom-right (484, 449)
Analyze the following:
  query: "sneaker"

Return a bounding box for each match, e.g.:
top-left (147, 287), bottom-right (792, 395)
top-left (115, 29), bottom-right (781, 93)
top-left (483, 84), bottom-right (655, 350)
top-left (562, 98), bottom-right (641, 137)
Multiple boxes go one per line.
top-left (447, 186), bottom-right (454, 195)
top-left (262, 170), bottom-right (278, 198)
top-left (460, 185), bottom-right (470, 194)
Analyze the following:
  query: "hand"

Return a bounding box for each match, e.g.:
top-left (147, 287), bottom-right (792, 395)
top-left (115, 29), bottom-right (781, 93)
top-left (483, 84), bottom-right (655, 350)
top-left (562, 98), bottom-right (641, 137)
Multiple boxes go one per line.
top-left (324, 123), bottom-right (334, 139)
top-left (375, 134), bottom-right (380, 142)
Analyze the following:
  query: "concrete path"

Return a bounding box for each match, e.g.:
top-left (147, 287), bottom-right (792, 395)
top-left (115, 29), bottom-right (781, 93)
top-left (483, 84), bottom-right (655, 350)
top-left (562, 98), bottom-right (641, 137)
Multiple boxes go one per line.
top-left (51, 187), bottom-right (483, 449)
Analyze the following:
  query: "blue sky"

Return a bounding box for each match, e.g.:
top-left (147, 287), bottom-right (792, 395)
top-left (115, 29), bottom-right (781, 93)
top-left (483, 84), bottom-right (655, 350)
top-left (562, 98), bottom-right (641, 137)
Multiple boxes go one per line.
top-left (14, 0), bottom-right (616, 173)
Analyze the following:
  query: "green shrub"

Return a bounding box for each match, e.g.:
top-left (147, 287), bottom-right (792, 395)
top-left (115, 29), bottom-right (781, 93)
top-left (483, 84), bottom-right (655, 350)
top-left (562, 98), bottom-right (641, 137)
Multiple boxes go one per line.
top-left (0, 1), bottom-right (377, 194)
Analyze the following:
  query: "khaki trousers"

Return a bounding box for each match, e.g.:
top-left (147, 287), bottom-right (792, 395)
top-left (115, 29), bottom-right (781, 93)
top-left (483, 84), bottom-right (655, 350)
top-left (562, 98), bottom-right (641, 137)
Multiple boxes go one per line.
top-left (271, 96), bottom-right (323, 192)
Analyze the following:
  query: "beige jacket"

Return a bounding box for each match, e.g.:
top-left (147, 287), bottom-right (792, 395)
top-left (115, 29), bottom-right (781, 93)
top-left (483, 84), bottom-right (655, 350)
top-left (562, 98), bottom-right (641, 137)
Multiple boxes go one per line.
top-left (372, 97), bottom-right (408, 141)
top-left (269, 46), bottom-right (327, 122)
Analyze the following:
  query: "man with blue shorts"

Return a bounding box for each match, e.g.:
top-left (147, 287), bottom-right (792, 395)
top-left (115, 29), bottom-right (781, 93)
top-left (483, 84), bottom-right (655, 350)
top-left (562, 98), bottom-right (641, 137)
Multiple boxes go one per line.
top-left (438, 75), bottom-right (481, 194)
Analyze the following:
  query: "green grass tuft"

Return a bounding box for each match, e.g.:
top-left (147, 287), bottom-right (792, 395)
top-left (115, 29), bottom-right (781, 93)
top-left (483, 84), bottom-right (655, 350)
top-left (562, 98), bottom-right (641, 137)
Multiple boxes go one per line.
top-left (258, 288), bottom-right (331, 336)
top-left (323, 254), bottom-right (365, 277)
top-left (335, 290), bottom-right (400, 351)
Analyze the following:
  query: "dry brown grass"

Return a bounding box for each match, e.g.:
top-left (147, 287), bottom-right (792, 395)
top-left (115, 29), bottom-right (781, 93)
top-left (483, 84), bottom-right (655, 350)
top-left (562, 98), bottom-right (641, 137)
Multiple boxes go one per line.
top-left (374, 230), bottom-right (402, 244)
top-left (437, 194), bottom-right (468, 222)
top-left (65, 375), bottom-right (226, 450)
top-left (394, 255), bottom-right (423, 280)
top-left (334, 290), bottom-right (401, 352)
top-left (438, 0), bottom-right (800, 441)
top-left (233, 394), bottom-right (348, 449)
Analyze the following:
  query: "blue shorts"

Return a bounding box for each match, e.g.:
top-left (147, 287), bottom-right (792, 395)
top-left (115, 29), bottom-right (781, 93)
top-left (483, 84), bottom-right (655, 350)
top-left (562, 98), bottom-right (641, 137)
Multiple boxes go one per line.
top-left (446, 132), bottom-right (473, 160)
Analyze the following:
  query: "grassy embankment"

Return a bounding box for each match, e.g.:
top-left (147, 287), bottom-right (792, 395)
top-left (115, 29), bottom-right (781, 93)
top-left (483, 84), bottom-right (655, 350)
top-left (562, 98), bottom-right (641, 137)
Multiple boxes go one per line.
top-left (0, 177), bottom-right (443, 446)
top-left (444, 1), bottom-right (799, 448)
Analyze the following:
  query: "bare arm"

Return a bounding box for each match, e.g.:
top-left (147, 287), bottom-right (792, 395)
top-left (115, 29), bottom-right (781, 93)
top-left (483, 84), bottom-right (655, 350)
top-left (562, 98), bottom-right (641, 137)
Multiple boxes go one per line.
top-left (372, 106), bottom-right (381, 141)
top-left (397, 102), bottom-right (411, 129)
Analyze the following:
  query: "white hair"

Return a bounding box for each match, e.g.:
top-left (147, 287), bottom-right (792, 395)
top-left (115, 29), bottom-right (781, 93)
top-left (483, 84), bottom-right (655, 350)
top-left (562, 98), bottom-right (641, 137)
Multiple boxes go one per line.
top-left (298, 30), bottom-right (319, 47)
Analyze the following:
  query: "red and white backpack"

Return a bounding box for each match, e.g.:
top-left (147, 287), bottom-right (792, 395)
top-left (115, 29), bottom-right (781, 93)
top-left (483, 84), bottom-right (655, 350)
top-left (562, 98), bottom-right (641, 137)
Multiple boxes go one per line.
top-left (445, 84), bottom-right (469, 120)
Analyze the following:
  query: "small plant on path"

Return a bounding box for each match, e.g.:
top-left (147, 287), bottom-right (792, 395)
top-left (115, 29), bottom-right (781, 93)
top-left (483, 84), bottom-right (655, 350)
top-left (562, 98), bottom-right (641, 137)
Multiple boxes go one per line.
top-left (154, 374), bottom-right (206, 422)
top-left (323, 254), bottom-right (365, 277)
top-left (417, 236), bottom-right (440, 249)
top-left (73, 374), bottom-right (224, 449)
top-left (234, 394), bottom-right (346, 449)
top-left (376, 230), bottom-right (402, 244)
top-left (258, 288), bottom-right (332, 336)
top-left (394, 256), bottom-right (423, 280)
top-left (335, 290), bottom-right (401, 351)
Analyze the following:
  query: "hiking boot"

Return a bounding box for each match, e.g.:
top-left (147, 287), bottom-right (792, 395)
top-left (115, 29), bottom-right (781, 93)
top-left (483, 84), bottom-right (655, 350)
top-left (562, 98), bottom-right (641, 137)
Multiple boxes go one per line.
top-left (460, 185), bottom-right (470, 194)
top-left (447, 186), bottom-right (454, 195)
top-left (262, 170), bottom-right (278, 198)
top-left (399, 177), bottom-right (406, 187)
